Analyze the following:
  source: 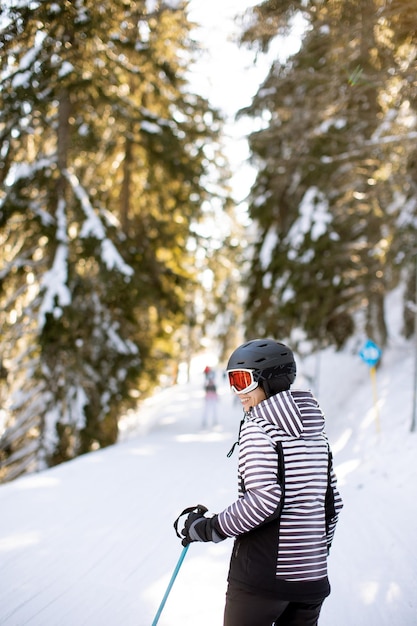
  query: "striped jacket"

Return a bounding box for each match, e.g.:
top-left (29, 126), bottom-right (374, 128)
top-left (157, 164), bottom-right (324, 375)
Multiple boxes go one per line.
top-left (216, 389), bottom-right (343, 600)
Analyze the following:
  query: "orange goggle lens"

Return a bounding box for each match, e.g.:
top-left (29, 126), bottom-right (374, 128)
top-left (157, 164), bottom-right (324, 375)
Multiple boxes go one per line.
top-left (227, 369), bottom-right (258, 394)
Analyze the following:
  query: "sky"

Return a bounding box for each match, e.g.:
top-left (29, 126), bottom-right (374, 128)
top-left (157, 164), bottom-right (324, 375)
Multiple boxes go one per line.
top-left (187, 0), bottom-right (303, 115)
top-left (187, 1), bottom-right (266, 113)
top-left (0, 286), bottom-right (416, 625)
top-left (186, 0), bottom-right (263, 211)
top-left (187, 0), bottom-right (302, 208)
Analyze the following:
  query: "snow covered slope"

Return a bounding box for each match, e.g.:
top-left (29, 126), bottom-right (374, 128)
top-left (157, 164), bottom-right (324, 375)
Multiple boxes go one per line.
top-left (0, 333), bottom-right (416, 625)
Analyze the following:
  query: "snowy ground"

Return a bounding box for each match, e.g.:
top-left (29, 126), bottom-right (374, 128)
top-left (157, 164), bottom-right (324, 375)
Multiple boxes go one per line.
top-left (0, 335), bottom-right (417, 625)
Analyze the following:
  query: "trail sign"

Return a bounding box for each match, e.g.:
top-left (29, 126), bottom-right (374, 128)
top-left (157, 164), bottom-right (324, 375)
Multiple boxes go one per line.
top-left (359, 339), bottom-right (382, 433)
top-left (359, 339), bottom-right (382, 368)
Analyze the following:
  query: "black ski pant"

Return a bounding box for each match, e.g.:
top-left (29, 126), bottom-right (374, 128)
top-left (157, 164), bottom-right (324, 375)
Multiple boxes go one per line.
top-left (223, 583), bottom-right (324, 626)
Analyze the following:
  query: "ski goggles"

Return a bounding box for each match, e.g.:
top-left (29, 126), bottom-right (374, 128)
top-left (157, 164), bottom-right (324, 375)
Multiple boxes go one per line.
top-left (227, 368), bottom-right (259, 394)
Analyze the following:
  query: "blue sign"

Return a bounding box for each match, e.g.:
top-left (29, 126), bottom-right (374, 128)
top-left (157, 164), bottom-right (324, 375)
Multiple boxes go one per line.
top-left (359, 339), bottom-right (382, 367)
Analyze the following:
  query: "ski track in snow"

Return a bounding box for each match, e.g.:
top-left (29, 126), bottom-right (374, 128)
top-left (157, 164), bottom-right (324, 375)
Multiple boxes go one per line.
top-left (0, 345), bottom-right (416, 625)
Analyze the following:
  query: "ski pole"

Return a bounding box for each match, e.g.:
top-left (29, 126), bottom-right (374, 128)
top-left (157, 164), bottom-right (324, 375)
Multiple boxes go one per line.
top-left (151, 504), bottom-right (208, 626)
top-left (151, 544), bottom-right (189, 626)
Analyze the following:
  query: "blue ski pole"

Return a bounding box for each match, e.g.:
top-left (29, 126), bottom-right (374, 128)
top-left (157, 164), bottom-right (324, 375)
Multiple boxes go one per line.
top-left (151, 504), bottom-right (208, 626)
top-left (151, 544), bottom-right (189, 626)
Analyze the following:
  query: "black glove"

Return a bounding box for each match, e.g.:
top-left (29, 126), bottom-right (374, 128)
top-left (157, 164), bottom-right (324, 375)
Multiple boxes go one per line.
top-left (181, 512), bottom-right (226, 547)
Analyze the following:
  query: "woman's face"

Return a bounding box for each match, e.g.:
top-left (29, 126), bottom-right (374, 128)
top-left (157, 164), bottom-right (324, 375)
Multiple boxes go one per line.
top-left (237, 384), bottom-right (266, 411)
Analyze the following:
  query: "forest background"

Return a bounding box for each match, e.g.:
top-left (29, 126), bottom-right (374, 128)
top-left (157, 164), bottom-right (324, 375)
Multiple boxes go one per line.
top-left (1, 0), bottom-right (416, 482)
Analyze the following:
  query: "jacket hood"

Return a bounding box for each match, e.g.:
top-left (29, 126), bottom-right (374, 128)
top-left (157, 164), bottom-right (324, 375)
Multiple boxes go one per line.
top-left (250, 390), bottom-right (325, 439)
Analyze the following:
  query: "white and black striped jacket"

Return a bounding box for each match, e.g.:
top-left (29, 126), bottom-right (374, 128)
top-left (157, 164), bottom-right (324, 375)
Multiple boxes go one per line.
top-left (215, 389), bottom-right (343, 600)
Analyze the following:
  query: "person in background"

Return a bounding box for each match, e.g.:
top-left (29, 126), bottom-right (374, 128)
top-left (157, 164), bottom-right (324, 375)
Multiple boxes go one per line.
top-left (202, 371), bottom-right (218, 429)
top-left (179, 339), bottom-right (343, 626)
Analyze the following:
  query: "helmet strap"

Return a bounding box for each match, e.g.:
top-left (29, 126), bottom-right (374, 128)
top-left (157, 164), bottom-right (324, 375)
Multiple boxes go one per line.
top-left (226, 414), bottom-right (248, 458)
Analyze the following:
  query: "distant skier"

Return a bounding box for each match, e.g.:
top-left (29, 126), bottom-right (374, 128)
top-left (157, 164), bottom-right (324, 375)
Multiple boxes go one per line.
top-left (178, 339), bottom-right (343, 626)
top-left (202, 373), bottom-right (218, 429)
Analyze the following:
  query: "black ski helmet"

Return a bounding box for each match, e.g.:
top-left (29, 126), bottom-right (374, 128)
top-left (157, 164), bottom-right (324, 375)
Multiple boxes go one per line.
top-left (226, 338), bottom-right (296, 398)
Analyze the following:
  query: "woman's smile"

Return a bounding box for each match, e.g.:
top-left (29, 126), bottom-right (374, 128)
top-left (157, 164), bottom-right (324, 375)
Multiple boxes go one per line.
top-left (238, 385), bottom-right (266, 410)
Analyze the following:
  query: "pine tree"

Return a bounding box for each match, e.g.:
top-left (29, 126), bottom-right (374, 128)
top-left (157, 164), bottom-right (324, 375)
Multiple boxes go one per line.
top-left (0, 0), bottom-right (224, 480)
top-left (238, 0), bottom-right (417, 350)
